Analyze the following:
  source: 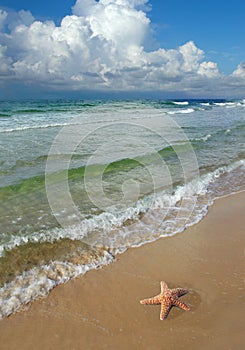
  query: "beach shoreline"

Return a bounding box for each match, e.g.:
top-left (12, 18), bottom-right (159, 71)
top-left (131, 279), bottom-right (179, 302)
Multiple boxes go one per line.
top-left (0, 191), bottom-right (244, 350)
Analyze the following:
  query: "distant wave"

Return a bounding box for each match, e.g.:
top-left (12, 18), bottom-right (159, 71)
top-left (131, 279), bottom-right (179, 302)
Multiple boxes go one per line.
top-left (200, 102), bottom-right (211, 106)
top-left (0, 122), bottom-right (80, 134)
top-left (14, 109), bottom-right (47, 114)
top-left (167, 108), bottom-right (195, 115)
top-left (191, 134), bottom-right (212, 142)
top-left (214, 101), bottom-right (245, 108)
top-left (173, 101), bottom-right (189, 105)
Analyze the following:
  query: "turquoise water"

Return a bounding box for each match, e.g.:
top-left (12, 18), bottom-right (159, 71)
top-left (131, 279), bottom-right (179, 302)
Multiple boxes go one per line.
top-left (0, 99), bottom-right (244, 318)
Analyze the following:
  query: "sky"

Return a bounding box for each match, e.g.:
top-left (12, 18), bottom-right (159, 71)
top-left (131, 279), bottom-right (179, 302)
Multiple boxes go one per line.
top-left (0, 0), bottom-right (245, 99)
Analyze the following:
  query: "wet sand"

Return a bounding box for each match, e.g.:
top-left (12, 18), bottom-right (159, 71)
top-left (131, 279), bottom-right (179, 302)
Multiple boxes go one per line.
top-left (0, 192), bottom-right (244, 350)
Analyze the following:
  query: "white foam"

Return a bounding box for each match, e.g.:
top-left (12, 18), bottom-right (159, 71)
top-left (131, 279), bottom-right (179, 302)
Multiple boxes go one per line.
top-left (0, 251), bottom-right (113, 319)
top-left (201, 134), bottom-right (211, 141)
top-left (214, 101), bottom-right (238, 107)
top-left (0, 122), bottom-right (80, 134)
top-left (167, 108), bottom-right (195, 115)
top-left (237, 100), bottom-right (245, 107)
top-left (192, 134), bottom-right (211, 142)
top-left (173, 101), bottom-right (189, 105)
top-left (214, 102), bottom-right (227, 106)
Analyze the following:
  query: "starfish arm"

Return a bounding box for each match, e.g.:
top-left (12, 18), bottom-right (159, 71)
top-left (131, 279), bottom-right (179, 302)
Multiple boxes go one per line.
top-left (160, 301), bottom-right (171, 320)
top-left (173, 299), bottom-right (190, 311)
top-left (172, 288), bottom-right (189, 297)
top-left (160, 281), bottom-right (168, 293)
top-left (140, 295), bottom-right (161, 305)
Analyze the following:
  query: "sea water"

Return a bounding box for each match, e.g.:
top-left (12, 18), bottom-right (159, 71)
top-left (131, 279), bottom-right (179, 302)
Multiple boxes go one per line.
top-left (0, 99), bottom-right (244, 318)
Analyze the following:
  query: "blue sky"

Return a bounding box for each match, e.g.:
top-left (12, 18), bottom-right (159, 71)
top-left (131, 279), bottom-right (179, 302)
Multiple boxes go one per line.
top-left (0, 0), bottom-right (244, 99)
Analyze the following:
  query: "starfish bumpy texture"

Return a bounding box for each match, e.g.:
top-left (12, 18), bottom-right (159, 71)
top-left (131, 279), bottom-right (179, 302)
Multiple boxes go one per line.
top-left (140, 281), bottom-right (190, 320)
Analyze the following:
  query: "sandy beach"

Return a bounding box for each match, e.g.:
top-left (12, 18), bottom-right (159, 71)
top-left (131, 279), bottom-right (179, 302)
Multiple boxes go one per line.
top-left (0, 191), bottom-right (244, 350)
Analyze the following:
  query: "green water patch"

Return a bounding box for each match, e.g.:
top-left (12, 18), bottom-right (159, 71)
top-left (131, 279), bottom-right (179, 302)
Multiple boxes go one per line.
top-left (0, 174), bottom-right (55, 235)
top-left (1, 142), bottom-right (197, 200)
top-left (0, 238), bottom-right (107, 287)
top-left (0, 142), bottom-right (198, 235)
top-left (0, 142), bottom-right (196, 200)
top-left (0, 174), bottom-right (46, 201)
top-left (14, 109), bottom-right (47, 114)
top-left (152, 101), bottom-right (182, 108)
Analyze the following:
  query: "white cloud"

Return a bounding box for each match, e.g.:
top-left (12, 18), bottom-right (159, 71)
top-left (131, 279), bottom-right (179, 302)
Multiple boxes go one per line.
top-left (0, 0), bottom-right (244, 96)
top-left (72, 0), bottom-right (150, 16)
top-left (232, 62), bottom-right (245, 79)
top-left (198, 61), bottom-right (219, 77)
top-left (179, 41), bottom-right (204, 72)
top-left (0, 45), bottom-right (12, 75)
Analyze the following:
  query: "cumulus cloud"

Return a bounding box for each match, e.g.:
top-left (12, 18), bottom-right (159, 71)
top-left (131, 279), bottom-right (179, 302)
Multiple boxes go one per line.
top-left (0, 0), bottom-right (244, 96)
top-left (232, 62), bottom-right (245, 79)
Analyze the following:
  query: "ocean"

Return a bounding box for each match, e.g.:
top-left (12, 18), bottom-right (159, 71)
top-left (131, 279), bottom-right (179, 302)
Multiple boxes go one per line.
top-left (0, 99), bottom-right (244, 318)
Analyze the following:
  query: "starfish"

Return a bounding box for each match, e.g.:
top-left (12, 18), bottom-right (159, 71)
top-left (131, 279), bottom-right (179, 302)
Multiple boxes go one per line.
top-left (140, 281), bottom-right (190, 320)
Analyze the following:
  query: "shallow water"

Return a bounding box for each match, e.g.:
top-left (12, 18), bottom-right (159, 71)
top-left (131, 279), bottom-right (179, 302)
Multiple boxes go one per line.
top-left (0, 98), bottom-right (244, 318)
